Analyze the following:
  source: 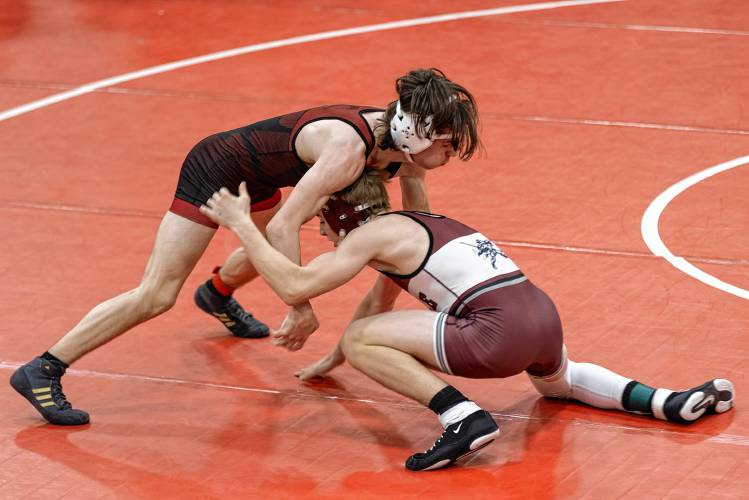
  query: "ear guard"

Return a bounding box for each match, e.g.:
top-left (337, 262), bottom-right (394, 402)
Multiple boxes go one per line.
top-left (321, 196), bottom-right (373, 235)
top-left (389, 100), bottom-right (452, 162)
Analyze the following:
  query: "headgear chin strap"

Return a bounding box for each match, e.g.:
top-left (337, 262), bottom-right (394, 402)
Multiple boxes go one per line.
top-left (389, 100), bottom-right (451, 162)
top-left (321, 196), bottom-right (374, 236)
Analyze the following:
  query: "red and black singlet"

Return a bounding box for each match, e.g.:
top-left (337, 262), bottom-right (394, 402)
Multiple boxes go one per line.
top-left (171, 105), bottom-right (383, 226)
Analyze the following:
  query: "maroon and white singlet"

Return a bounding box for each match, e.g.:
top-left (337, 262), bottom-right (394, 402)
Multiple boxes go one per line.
top-left (381, 211), bottom-right (563, 378)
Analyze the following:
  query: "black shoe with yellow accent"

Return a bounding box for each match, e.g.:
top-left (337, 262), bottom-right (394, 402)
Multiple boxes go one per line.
top-left (405, 410), bottom-right (500, 471)
top-left (194, 280), bottom-right (270, 339)
top-left (10, 357), bottom-right (90, 425)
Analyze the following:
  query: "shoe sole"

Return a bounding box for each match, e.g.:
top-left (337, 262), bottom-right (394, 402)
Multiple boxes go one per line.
top-left (421, 427), bottom-right (501, 471)
top-left (712, 379), bottom-right (734, 414)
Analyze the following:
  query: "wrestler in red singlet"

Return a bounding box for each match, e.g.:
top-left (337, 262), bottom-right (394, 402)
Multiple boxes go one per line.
top-left (170, 105), bottom-right (389, 227)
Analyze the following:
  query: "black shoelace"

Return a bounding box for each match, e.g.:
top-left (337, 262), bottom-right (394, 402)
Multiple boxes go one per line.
top-left (50, 378), bottom-right (73, 410)
top-left (225, 298), bottom-right (258, 324)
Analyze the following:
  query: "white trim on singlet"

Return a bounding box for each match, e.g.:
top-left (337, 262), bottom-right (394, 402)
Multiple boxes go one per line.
top-left (452, 274), bottom-right (529, 317)
top-left (432, 313), bottom-right (453, 375)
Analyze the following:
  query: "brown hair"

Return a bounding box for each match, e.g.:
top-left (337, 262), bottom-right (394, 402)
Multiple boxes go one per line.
top-left (336, 168), bottom-right (390, 214)
top-left (375, 68), bottom-right (482, 160)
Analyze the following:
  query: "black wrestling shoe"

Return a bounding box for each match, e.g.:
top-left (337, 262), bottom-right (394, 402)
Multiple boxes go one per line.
top-left (405, 410), bottom-right (500, 471)
top-left (10, 357), bottom-right (90, 426)
top-left (194, 280), bottom-right (270, 339)
top-left (662, 379), bottom-right (734, 423)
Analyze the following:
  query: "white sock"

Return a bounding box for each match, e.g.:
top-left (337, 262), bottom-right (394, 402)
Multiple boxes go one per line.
top-left (650, 388), bottom-right (675, 420)
top-left (438, 401), bottom-right (482, 429)
top-left (531, 359), bottom-right (632, 411)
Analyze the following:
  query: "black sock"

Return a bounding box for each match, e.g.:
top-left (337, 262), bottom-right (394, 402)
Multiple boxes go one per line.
top-left (428, 385), bottom-right (468, 415)
top-left (41, 351), bottom-right (69, 369)
top-left (622, 380), bottom-right (656, 413)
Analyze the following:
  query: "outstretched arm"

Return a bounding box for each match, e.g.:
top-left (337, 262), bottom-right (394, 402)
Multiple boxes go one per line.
top-left (262, 128), bottom-right (367, 350)
top-left (303, 164), bottom-right (427, 372)
top-left (200, 183), bottom-right (379, 304)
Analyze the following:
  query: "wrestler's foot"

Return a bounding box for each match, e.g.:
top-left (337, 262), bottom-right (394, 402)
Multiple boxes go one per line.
top-left (194, 280), bottom-right (269, 339)
top-left (655, 379), bottom-right (734, 423)
top-left (10, 357), bottom-right (90, 426)
top-left (405, 410), bottom-right (499, 471)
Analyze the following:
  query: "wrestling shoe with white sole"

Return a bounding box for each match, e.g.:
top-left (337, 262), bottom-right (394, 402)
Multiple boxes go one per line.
top-left (405, 410), bottom-right (500, 471)
top-left (657, 379), bottom-right (734, 423)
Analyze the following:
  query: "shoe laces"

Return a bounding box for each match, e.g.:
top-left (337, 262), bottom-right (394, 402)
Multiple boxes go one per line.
top-left (224, 298), bottom-right (256, 323)
top-left (427, 429), bottom-right (449, 452)
top-left (49, 378), bottom-right (73, 410)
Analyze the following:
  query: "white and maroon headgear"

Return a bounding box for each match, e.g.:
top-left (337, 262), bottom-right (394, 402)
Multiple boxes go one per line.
top-left (321, 196), bottom-right (374, 235)
top-left (389, 100), bottom-right (451, 162)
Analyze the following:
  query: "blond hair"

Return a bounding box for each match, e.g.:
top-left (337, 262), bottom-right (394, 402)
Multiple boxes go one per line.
top-left (336, 168), bottom-right (390, 214)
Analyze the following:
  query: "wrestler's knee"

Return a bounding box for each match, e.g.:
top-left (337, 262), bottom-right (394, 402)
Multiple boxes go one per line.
top-left (133, 282), bottom-right (179, 319)
top-left (340, 319), bottom-right (369, 360)
top-left (528, 350), bottom-right (574, 399)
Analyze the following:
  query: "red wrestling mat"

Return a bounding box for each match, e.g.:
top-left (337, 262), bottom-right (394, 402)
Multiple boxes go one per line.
top-left (1, 1), bottom-right (747, 498)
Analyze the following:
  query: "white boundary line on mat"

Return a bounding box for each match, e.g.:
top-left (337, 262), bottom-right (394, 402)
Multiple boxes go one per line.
top-left (0, 0), bottom-right (622, 122)
top-left (641, 156), bottom-right (749, 300)
top-left (1, 361), bottom-right (746, 447)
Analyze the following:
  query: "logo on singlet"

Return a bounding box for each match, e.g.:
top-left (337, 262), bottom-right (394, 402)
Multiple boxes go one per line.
top-left (460, 239), bottom-right (507, 269)
top-left (418, 292), bottom-right (438, 310)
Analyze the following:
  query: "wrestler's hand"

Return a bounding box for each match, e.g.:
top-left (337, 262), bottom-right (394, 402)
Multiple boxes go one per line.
top-left (271, 303), bottom-right (320, 351)
top-left (295, 348), bottom-right (345, 381)
top-left (199, 182), bottom-right (252, 229)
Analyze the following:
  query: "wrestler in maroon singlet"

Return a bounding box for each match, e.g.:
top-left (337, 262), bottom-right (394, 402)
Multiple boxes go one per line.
top-left (170, 105), bottom-right (391, 227)
top-left (380, 211), bottom-right (564, 379)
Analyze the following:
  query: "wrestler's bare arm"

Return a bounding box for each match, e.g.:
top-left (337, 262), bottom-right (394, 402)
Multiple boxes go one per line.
top-left (264, 122), bottom-right (367, 259)
top-left (200, 184), bottom-right (384, 304)
top-left (256, 228), bottom-right (382, 304)
top-left (262, 121), bottom-right (368, 348)
top-left (295, 275), bottom-right (402, 380)
top-left (396, 163), bottom-right (430, 212)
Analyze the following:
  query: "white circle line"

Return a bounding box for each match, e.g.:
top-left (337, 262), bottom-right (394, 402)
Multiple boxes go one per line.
top-left (641, 155), bottom-right (749, 300)
top-left (0, 0), bottom-right (623, 122)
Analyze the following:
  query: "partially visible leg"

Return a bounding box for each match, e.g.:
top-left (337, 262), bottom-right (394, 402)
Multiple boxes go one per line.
top-left (341, 310), bottom-right (446, 404)
top-left (194, 199), bottom-right (283, 338)
top-left (529, 346), bottom-right (735, 423)
top-left (10, 212), bottom-right (216, 425)
top-left (216, 198), bottom-right (283, 288)
top-left (341, 311), bottom-right (499, 471)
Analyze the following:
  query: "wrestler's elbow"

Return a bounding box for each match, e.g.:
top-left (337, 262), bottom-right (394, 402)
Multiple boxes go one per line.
top-left (265, 217), bottom-right (301, 246)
